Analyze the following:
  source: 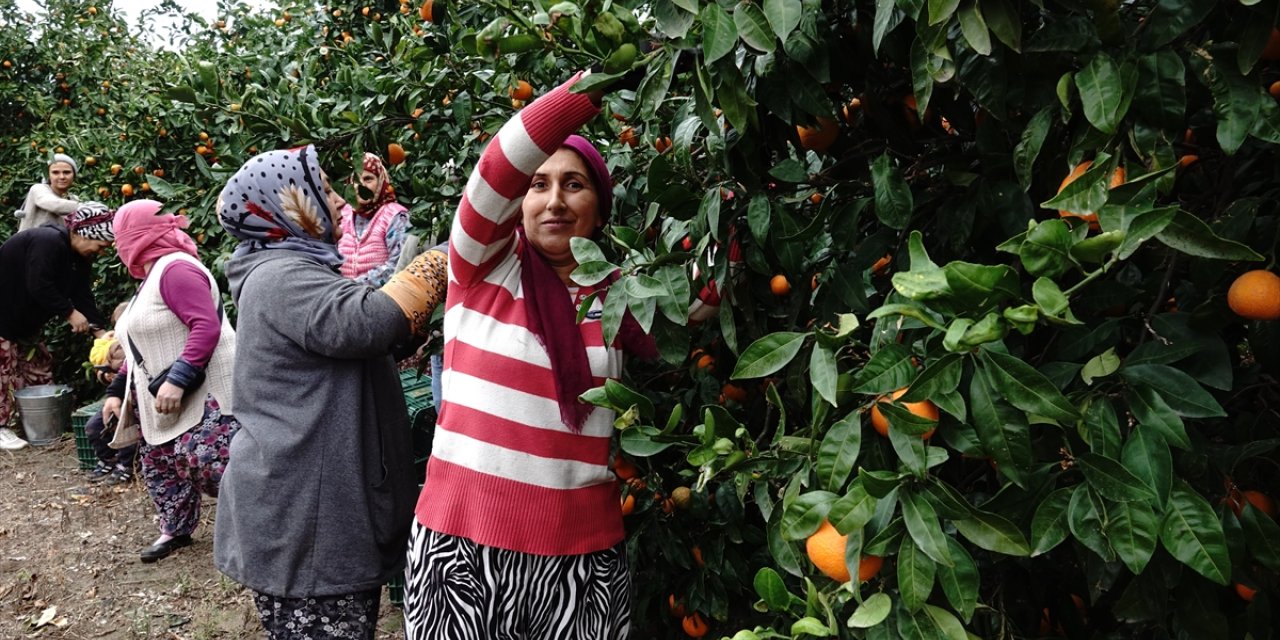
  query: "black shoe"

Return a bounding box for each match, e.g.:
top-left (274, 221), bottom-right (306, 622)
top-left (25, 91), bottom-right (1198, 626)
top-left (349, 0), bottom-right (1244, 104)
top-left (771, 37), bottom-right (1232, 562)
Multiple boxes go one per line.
top-left (140, 535), bottom-right (193, 563)
top-left (100, 465), bottom-right (133, 486)
top-left (88, 461), bottom-right (112, 482)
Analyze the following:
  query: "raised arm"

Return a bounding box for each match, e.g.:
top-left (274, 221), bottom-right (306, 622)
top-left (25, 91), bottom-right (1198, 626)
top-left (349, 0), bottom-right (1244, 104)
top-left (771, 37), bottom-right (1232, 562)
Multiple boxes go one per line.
top-left (448, 72), bottom-right (601, 287)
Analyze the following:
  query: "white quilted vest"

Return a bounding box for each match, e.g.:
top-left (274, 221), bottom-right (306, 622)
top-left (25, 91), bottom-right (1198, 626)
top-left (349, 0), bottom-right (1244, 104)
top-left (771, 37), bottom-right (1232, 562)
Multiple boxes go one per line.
top-left (118, 252), bottom-right (236, 445)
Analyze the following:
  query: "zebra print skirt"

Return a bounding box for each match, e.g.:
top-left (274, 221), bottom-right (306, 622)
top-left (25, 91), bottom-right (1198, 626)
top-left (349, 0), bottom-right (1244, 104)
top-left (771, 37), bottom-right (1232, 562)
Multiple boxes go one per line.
top-left (402, 520), bottom-right (632, 639)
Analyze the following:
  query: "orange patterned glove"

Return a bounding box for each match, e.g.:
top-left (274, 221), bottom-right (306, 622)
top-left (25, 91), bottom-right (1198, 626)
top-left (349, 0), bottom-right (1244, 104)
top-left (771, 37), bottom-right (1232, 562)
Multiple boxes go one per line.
top-left (380, 249), bottom-right (448, 337)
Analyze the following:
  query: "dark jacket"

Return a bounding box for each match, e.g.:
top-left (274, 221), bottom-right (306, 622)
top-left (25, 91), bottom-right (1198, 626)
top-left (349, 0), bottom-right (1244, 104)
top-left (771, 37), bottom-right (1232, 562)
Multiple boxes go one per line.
top-left (213, 249), bottom-right (417, 597)
top-left (0, 225), bottom-right (107, 341)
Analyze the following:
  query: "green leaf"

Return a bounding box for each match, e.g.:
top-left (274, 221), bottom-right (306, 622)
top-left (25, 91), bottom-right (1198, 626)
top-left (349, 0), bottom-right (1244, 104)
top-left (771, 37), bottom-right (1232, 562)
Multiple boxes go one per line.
top-left (1031, 487), bottom-right (1073, 556)
top-left (1124, 386), bottom-right (1191, 450)
top-left (817, 411), bottom-right (862, 493)
top-left (936, 537), bottom-right (979, 621)
top-left (620, 426), bottom-right (676, 456)
top-left (1068, 485), bottom-right (1115, 561)
top-left (1077, 452), bottom-right (1156, 503)
top-left (781, 490), bottom-right (838, 540)
top-left (860, 468), bottom-right (904, 498)
top-left (1161, 480), bottom-right (1231, 584)
top-left (164, 84), bottom-right (198, 103)
top-left (982, 0), bottom-right (1021, 51)
top-left (848, 592), bottom-right (893, 628)
top-left (901, 353), bottom-right (963, 402)
top-left (1117, 206), bottom-right (1177, 260)
top-left (768, 508), bottom-right (804, 576)
top-left (701, 3), bottom-right (737, 64)
top-left (898, 536), bottom-right (937, 611)
top-left (654, 0), bottom-right (696, 38)
top-left (734, 1), bottom-right (776, 52)
top-left (763, 0), bottom-right (802, 39)
top-left (732, 332), bottom-right (807, 379)
top-left (811, 344), bottom-right (838, 407)
top-left (901, 489), bottom-right (955, 566)
top-left (968, 372), bottom-right (1030, 488)
top-left (953, 509), bottom-right (1032, 556)
top-left (1121, 364), bottom-right (1225, 418)
top-left (1081, 347), bottom-right (1120, 385)
top-left (957, 0), bottom-right (992, 55)
top-left (979, 349), bottom-right (1080, 423)
top-left (1155, 209), bottom-right (1266, 261)
top-left (1239, 503), bottom-right (1280, 572)
top-left (1139, 0), bottom-right (1217, 50)
top-left (921, 605), bottom-right (969, 640)
top-left (829, 478), bottom-right (877, 532)
top-left (1108, 500), bottom-right (1160, 574)
top-left (852, 344), bottom-right (916, 394)
top-left (878, 400), bottom-right (939, 438)
top-left (1080, 394), bottom-right (1121, 458)
top-left (768, 158), bottom-right (809, 182)
top-left (872, 153), bottom-right (914, 229)
top-left (1122, 425), bottom-right (1173, 508)
top-left (791, 618), bottom-right (833, 636)
top-left (1133, 51), bottom-right (1186, 129)
top-left (943, 262), bottom-right (1019, 309)
top-left (1075, 53), bottom-right (1134, 134)
top-left (1189, 50), bottom-right (1262, 154)
top-left (1013, 107), bottom-right (1053, 190)
top-left (747, 195), bottom-right (771, 244)
top-left (753, 567), bottom-right (792, 610)
top-left (929, 0), bottom-right (961, 25)
top-left (1019, 219), bottom-right (1073, 278)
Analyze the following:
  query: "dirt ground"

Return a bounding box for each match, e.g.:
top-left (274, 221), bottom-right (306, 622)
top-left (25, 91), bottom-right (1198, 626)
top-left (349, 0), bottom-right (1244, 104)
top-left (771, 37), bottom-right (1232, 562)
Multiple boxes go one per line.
top-left (0, 437), bottom-right (409, 639)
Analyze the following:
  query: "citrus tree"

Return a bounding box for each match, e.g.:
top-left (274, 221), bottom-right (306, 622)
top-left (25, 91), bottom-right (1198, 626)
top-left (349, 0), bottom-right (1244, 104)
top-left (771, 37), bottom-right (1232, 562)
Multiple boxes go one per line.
top-left (4, 0), bottom-right (1280, 638)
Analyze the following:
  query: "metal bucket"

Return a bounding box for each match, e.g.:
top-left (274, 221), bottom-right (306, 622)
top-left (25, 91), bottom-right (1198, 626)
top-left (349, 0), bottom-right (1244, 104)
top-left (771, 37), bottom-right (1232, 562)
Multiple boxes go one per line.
top-left (14, 384), bottom-right (72, 446)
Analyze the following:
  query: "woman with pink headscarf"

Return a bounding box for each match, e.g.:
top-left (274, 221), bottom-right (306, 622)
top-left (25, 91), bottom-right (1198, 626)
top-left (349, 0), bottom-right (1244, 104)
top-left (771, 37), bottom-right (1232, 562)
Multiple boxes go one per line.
top-left (101, 199), bottom-right (239, 564)
top-left (337, 152), bottom-right (411, 287)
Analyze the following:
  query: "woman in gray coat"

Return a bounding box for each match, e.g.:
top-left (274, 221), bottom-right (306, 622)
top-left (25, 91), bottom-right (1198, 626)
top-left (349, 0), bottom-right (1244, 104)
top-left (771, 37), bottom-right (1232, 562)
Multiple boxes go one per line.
top-left (213, 145), bottom-right (447, 639)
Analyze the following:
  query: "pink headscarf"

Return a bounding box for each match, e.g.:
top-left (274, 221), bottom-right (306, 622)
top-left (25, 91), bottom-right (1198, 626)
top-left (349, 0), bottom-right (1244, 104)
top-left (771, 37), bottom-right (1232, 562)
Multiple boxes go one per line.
top-left (112, 199), bottom-right (200, 280)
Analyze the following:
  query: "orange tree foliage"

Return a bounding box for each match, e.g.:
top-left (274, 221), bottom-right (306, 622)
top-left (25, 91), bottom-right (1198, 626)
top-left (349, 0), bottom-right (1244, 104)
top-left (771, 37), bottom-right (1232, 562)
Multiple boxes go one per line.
top-left (3, 0), bottom-right (1280, 637)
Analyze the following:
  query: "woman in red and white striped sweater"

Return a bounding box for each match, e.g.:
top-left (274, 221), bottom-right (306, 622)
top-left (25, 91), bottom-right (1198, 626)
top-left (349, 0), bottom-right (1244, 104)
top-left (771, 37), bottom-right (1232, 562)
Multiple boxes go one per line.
top-left (402, 72), bottom-right (653, 638)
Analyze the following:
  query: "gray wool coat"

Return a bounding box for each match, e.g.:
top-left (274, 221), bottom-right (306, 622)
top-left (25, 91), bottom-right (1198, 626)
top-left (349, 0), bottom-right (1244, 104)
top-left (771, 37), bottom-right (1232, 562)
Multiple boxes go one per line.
top-left (213, 250), bottom-right (417, 598)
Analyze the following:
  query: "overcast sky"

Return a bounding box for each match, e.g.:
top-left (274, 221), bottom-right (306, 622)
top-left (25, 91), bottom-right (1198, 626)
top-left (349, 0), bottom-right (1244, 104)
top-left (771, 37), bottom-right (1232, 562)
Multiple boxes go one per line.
top-left (15, 0), bottom-right (275, 48)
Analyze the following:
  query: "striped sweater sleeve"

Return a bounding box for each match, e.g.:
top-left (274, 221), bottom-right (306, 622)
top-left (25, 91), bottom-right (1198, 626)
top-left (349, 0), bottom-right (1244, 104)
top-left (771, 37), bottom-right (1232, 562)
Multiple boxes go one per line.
top-left (448, 73), bottom-right (601, 287)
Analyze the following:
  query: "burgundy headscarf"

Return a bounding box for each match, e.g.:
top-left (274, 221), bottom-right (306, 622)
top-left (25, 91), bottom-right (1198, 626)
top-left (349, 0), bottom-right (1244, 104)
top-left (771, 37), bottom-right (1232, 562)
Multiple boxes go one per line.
top-left (353, 152), bottom-right (398, 219)
top-left (113, 200), bottom-right (200, 280)
top-left (520, 135), bottom-right (656, 432)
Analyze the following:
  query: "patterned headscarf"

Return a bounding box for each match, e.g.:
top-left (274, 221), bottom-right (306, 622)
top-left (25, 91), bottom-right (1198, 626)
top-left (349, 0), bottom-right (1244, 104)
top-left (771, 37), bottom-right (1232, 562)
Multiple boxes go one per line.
top-left (113, 199), bottom-right (200, 280)
top-left (65, 201), bottom-right (115, 241)
top-left (216, 145), bottom-right (344, 269)
top-left (353, 152), bottom-right (398, 219)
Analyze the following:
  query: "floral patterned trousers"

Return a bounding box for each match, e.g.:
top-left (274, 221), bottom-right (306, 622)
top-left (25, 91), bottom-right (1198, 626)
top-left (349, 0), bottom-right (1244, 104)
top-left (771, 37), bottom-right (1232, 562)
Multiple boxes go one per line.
top-left (0, 337), bottom-right (52, 428)
top-left (253, 588), bottom-right (382, 640)
top-left (139, 397), bottom-right (239, 537)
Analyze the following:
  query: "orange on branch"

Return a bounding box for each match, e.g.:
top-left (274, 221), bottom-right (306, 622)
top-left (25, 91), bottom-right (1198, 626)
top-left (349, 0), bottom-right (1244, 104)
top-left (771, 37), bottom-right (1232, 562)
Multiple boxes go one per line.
top-left (386, 142), bottom-right (407, 165)
top-left (1228, 271), bottom-right (1280, 320)
top-left (681, 613), bottom-right (708, 638)
top-left (770, 274), bottom-right (791, 296)
top-left (870, 388), bottom-right (938, 439)
top-left (805, 520), bottom-right (882, 583)
top-left (509, 80), bottom-right (534, 101)
top-left (1057, 160), bottom-right (1125, 230)
top-left (796, 117), bottom-right (839, 153)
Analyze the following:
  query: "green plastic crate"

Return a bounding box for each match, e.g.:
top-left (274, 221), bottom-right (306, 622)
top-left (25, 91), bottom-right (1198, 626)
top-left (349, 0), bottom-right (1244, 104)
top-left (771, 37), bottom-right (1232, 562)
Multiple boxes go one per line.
top-left (386, 574), bottom-right (405, 607)
top-left (71, 399), bottom-right (104, 471)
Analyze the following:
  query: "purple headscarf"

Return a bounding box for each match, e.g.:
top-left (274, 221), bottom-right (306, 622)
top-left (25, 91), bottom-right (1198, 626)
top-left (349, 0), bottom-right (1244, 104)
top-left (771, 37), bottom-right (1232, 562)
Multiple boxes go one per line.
top-left (216, 145), bottom-right (344, 269)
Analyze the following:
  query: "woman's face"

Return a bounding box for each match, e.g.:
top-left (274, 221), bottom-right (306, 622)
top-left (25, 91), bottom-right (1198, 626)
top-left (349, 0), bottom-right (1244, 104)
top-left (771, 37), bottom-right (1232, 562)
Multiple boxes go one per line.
top-left (357, 170), bottom-right (380, 204)
top-left (48, 162), bottom-right (75, 193)
top-left (520, 148), bottom-right (601, 269)
top-left (319, 174), bottom-right (344, 241)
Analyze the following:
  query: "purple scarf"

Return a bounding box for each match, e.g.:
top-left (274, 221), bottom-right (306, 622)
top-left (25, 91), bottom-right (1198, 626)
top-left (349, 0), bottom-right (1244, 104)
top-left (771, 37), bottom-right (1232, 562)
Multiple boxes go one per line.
top-left (517, 229), bottom-right (656, 433)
